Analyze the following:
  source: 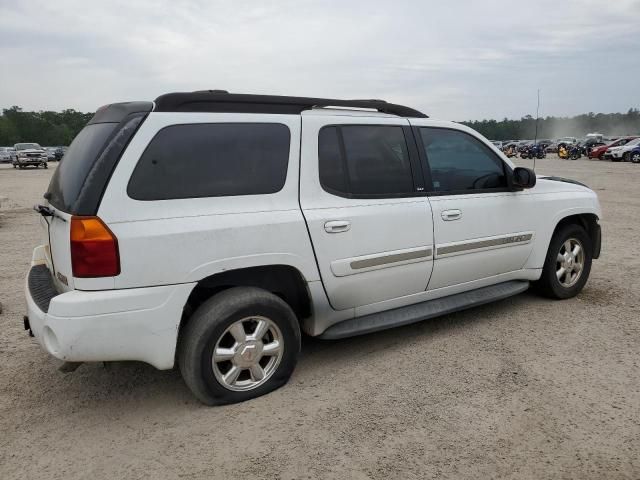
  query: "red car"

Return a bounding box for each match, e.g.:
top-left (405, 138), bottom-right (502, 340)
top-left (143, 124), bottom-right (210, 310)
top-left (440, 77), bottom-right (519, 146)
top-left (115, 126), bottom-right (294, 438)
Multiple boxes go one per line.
top-left (589, 136), bottom-right (638, 159)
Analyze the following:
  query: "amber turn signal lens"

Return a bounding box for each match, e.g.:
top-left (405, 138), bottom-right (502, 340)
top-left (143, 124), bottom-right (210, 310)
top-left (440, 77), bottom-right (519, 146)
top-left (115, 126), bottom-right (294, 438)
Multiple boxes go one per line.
top-left (70, 216), bottom-right (120, 277)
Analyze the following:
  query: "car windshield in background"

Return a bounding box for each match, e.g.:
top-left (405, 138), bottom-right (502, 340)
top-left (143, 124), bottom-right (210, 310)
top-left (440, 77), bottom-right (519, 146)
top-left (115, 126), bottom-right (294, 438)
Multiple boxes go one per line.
top-left (625, 138), bottom-right (640, 147)
top-left (15, 143), bottom-right (41, 150)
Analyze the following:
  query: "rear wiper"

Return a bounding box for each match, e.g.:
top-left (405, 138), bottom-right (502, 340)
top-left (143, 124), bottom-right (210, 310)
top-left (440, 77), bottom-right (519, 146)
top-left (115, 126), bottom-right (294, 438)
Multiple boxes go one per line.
top-left (34, 204), bottom-right (67, 221)
top-left (34, 204), bottom-right (54, 217)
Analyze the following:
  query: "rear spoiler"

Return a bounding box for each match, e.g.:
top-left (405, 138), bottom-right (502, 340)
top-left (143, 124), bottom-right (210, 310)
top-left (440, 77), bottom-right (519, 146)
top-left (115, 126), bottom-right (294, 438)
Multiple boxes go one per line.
top-left (88, 102), bottom-right (153, 124)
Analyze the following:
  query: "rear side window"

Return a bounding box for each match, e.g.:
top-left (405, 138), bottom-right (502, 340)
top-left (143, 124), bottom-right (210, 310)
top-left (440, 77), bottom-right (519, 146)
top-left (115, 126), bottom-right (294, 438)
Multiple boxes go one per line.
top-left (319, 125), bottom-right (414, 197)
top-left (419, 128), bottom-right (507, 193)
top-left (46, 123), bottom-right (117, 212)
top-left (127, 123), bottom-right (290, 200)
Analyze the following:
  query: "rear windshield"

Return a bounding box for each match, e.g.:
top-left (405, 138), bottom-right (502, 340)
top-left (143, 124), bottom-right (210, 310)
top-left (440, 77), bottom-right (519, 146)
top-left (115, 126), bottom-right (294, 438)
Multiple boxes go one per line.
top-left (45, 123), bottom-right (117, 212)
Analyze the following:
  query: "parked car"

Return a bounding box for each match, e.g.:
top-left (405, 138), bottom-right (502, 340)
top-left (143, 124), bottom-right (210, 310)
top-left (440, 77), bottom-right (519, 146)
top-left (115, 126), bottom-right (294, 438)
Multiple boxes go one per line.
top-left (12, 143), bottom-right (48, 169)
top-left (25, 91), bottom-right (602, 405)
top-left (0, 146), bottom-right (15, 163)
top-left (45, 147), bottom-right (57, 161)
top-left (626, 144), bottom-right (640, 163)
top-left (579, 138), bottom-right (606, 156)
top-left (54, 146), bottom-right (67, 161)
top-left (590, 137), bottom-right (638, 160)
top-left (607, 137), bottom-right (640, 161)
top-left (545, 142), bottom-right (559, 153)
top-left (557, 137), bottom-right (578, 145)
top-left (585, 133), bottom-right (604, 143)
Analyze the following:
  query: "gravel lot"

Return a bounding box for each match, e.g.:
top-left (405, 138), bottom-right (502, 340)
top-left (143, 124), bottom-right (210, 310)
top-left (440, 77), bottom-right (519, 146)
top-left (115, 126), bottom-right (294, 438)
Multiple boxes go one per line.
top-left (1, 157), bottom-right (638, 480)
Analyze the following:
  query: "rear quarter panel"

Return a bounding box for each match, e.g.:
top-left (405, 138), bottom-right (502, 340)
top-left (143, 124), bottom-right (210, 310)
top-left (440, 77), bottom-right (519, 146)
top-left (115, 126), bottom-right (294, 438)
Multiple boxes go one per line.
top-left (97, 112), bottom-right (320, 289)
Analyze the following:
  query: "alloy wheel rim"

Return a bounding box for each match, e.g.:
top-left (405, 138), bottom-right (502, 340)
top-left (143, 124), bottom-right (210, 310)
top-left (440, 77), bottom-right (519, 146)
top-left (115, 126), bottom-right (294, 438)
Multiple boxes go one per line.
top-left (556, 238), bottom-right (585, 288)
top-left (212, 316), bottom-right (283, 392)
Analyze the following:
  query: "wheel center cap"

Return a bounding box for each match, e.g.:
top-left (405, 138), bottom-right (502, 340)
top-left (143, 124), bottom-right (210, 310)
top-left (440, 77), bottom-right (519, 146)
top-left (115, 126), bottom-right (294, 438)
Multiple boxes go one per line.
top-left (235, 341), bottom-right (262, 367)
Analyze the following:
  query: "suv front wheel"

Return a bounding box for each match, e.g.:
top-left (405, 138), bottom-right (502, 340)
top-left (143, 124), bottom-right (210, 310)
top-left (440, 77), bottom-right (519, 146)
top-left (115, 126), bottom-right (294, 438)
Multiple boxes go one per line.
top-left (535, 223), bottom-right (593, 299)
top-left (179, 287), bottom-right (301, 405)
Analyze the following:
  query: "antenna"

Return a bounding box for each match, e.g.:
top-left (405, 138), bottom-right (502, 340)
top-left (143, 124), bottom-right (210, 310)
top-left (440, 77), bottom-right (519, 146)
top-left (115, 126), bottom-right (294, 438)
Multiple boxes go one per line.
top-left (533, 89), bottom-right (540, 172)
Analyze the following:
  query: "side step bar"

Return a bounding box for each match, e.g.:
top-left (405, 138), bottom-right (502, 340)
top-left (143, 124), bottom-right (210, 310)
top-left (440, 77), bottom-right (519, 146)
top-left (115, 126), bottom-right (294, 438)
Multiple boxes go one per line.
top-left (319, 280), bottom-right (530, 340)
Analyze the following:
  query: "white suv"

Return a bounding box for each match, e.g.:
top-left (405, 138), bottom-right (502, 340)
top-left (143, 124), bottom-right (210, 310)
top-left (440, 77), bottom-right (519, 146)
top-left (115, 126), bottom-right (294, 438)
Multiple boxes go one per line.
top-left (25, 91), bottom-right (602, 404)
top-left (607, 137), bottom-right (640, 161)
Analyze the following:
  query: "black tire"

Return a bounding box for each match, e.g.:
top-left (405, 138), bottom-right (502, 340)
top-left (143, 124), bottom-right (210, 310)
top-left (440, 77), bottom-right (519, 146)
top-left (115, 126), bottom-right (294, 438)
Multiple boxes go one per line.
top-left (534, 223), bottom-right (592, 299)
top-left (43, 163), bottom-right (48, 169)
top-left (178, 287), bottom-right (301, 405)
top-left (623, 152), bottom-right (630, 162)
top-left (631, 152), bottom-right (640, 164)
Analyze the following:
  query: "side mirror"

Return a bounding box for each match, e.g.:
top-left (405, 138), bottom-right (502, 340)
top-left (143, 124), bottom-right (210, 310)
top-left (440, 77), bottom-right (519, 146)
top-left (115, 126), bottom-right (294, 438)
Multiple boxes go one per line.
top-left (512, 167), bottom-right (536, 189)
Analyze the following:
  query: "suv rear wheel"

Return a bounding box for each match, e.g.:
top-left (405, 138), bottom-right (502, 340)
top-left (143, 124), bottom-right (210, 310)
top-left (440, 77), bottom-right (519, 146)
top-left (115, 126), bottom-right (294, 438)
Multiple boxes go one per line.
top-left (178, 287), bottom-right (301, 405)
top-left (534, 223), bottom-right (592, 299)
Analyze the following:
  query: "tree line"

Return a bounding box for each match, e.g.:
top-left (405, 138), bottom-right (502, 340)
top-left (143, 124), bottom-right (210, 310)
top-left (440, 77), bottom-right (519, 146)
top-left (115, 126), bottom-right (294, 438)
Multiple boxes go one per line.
top-left (461, 109), bottom-right (640, 141)
top-left (0, 107), bottom-right (93, 146)
top-left (1, 105), bottom-right (639, 146)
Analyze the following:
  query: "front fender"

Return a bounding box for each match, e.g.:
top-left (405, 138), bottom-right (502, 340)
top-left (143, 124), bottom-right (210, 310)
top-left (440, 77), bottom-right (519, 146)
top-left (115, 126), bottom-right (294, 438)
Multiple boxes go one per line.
top-left (524, 203), bottom-right (601, 270)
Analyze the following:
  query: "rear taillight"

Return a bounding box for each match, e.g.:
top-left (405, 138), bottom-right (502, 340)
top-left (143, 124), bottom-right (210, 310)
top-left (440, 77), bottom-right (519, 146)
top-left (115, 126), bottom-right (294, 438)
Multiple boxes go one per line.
top-left (70, 216), bottom-right (120, 277)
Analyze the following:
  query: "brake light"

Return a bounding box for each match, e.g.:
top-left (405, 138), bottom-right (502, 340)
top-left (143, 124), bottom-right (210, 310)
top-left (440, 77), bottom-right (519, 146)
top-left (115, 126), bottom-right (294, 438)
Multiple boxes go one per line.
top-left (70, 216), bottom-right (120, 277)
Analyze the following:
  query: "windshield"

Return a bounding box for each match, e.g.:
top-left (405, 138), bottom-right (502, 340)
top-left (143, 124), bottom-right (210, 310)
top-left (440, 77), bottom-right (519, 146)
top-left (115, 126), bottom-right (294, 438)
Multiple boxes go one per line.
top-left (15, 143), bottom-right (42, 150)
top-left (625, 138), bottom-right (640, 147)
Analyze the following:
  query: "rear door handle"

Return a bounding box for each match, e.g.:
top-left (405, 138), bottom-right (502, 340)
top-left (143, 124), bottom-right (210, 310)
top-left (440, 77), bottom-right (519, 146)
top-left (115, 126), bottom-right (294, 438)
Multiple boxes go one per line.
top-left (441, 209), bottom-right (462, 221)
top-left (324, 220), bottom-right (351, 233)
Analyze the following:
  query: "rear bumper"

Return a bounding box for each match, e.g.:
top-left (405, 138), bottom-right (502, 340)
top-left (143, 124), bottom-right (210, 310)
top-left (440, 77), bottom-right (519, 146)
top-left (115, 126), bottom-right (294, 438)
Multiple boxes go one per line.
top-left (25, 245), bottom-right (195, 370)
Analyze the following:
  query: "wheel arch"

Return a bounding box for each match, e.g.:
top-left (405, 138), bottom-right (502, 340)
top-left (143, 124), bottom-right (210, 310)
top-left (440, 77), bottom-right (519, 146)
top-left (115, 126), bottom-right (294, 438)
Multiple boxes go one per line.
top-left (176, 265), bottom-right (313, 360)
top-left (551, 212), bottom-right (601, 259)
top-left (525, 209), bottom-right (601, 270)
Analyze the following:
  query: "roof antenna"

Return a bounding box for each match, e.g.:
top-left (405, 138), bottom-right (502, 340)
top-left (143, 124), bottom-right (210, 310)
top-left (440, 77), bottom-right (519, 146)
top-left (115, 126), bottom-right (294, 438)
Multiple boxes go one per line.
top-left (533, 89), bottom-right (540, 172)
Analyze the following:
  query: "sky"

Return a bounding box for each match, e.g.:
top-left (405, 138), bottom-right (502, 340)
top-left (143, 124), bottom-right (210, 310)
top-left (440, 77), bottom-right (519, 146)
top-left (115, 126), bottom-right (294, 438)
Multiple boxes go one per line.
top-left (1, 0), bottom-right (639, 121)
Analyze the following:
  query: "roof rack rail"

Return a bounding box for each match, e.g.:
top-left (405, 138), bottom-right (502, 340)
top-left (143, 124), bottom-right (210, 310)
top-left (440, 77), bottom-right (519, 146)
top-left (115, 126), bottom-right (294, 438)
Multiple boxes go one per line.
top-left (153, 91), bottom-right (428, 118)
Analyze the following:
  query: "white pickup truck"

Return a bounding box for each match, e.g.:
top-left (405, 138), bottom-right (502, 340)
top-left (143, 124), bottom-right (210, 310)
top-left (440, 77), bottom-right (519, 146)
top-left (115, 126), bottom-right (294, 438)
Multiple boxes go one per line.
top-left (25, 92), bottom-right (602, 404)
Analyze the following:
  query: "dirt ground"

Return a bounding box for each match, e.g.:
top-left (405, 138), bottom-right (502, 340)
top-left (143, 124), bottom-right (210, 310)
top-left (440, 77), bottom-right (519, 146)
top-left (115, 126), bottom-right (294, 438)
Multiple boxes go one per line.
top-left (0, 157), bottom-right (638, 480)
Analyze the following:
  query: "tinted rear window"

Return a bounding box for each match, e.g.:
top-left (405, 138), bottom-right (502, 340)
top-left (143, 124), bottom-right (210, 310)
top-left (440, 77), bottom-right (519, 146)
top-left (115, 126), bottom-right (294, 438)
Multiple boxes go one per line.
top-left (127, 123), bottom-right (290, 200)
top-left (46, 123), bottom-right (117, 212)
top-left (319, 125), bottom-right (414, 197)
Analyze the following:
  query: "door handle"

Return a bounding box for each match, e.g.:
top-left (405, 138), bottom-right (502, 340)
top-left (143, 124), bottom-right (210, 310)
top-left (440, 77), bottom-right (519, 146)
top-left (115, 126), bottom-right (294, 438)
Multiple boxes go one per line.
top-left (441, 209), bottom-right (462, 221)
top-left (324, 220), bottom-right (351, 233)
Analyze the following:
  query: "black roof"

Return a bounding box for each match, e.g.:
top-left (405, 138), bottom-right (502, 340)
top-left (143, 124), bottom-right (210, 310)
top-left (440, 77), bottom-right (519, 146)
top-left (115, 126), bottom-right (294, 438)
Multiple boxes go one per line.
top-left (153, 91), bottom-right (428, 118)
